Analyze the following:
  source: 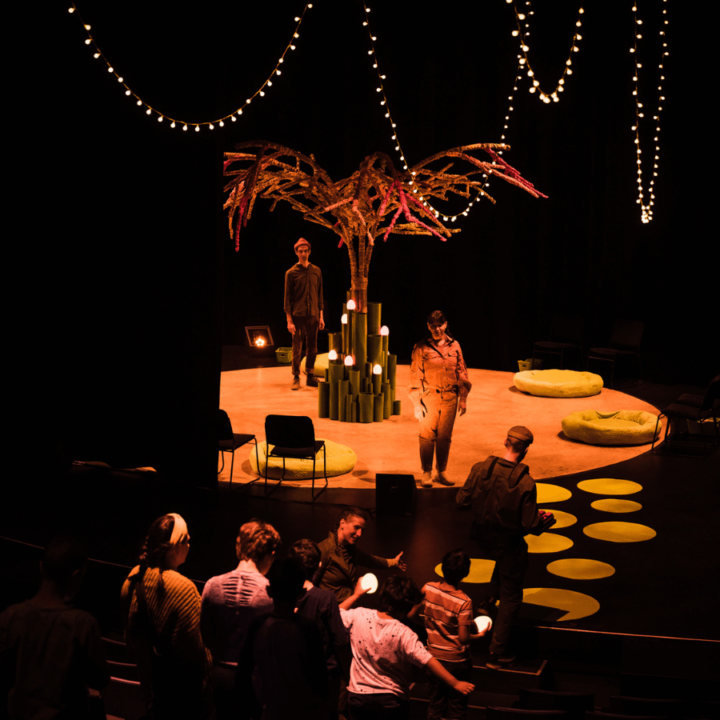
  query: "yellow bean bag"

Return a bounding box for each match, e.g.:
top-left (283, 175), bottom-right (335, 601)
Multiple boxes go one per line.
top-left (562, 410), bottom-right (661, 445)
top-left (514, 369), bottom-right (603, 398)
top-left (300, 352), bottom-right (329, 378)
top-left (249, 438), bottom-right (356, 480)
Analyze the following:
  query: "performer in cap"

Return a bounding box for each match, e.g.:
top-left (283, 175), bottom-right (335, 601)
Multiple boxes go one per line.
top-left (284, 238), bottom-right (324, 390)
top-left (409, 310), bottom-right (471, 487)
top-left (456, 426), bottom-right (555, 669)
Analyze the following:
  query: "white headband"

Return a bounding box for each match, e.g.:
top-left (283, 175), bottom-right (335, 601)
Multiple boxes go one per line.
top-left (168, 513), bottom-right (189, 545)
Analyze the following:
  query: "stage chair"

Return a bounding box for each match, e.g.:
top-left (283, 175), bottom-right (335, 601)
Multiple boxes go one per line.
top-left (533, 314), bottom-right (584, 370)
top-left (652, 375), bottom-right (720, 456)
top-left (609, 696), bottom-right (685, 718)
top-left (587, 319), bottom-right (644, 387)
top-left (264, 414), bottom-right (327, 500)
top-left (520, 688), bottom-right (595, 720)
top-left (218, 409), bottom-right (259, 486)
top-left (488, 707), bottom-right (569, 720)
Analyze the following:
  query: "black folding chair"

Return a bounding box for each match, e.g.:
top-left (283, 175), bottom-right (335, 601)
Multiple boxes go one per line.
top-left (264, 414), bottom-right (327, 500)
top-left (218, 409), bottom-right (259, 486)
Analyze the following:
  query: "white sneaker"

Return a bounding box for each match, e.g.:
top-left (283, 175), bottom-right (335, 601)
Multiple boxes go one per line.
top-left (420, 471), bottom-right (433, 487)
top-left (435, 471), bottom-right (454, 486)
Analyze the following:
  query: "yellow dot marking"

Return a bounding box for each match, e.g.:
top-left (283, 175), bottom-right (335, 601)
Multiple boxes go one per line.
top-left (591, 498), bottom-right (643, 513)
top-left (577, 478), bottom-right (643, 495)
top-left (540, 509), bottom-right (577, 528)
top-left (546, 558), bottom-right (615, 580)
top-left (523, 587), bottom-right (600, 621)
top-left (537, 483), bottom-right (572, 503)
top-left (583, 521), bottom-right (656, 543)
top-left (526, 533), bottom-right (574, 554)
top-left (435, 559), bottom-right (496, 585)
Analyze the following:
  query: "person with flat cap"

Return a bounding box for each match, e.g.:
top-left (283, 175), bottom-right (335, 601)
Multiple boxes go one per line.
top-left (456, 426), bottom-right (555, 669)
top-left (284, 238), bottom-right (324, 391)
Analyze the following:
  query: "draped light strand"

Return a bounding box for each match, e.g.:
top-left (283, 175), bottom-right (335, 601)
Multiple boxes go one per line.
top-left (630, 0), bottom-right (668, 223)
top-left (360, 3), bottom-right (521, 223)
top-left (508, 0), bottom-right (584, 104)
top-left (67, 3), bottom-right (313, 131)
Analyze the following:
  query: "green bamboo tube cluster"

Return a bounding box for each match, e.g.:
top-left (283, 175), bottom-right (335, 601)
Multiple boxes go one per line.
top-left (318, 299), bottom-right (401, 423)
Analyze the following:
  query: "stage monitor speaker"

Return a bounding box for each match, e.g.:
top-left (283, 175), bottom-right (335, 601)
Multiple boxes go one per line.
top-left (376, 474), bottom-right (416, 516)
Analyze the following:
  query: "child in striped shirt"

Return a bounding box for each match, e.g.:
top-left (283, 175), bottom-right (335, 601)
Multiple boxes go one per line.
top-left (412, 549), bottom-right (486, 720)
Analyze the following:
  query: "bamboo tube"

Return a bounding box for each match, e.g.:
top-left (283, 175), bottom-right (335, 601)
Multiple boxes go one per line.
top-left (359, 392), bottom-right (373, 423)
top-left (338, 380), bottom-right (349, 423)
top-left (349, 369), bottom-right (360, 401)
top-left (329, 380), bottom-right (339, 421)
top-left (373, 394), bottom-right (384, 422)
top-left (367, 302), bottom-right (381, 337)
top-left (353, 312), bottom-right (367, 369)
top-left (318, 381), bottom-right (330, 418)
top-left (393, 400), bottom-right (402, 415)
top-left (382, 382), bottom-right (392, 419)
top-left (368, 335), bottom-right (382, 366)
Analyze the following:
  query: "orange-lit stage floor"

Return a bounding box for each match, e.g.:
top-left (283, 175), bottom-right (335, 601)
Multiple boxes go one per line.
top-left (219, 366), bottom-right (660, 487)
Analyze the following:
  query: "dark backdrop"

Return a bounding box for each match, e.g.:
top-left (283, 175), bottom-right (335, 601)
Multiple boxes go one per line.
top-left (26, 1), bottom-right (712, 488)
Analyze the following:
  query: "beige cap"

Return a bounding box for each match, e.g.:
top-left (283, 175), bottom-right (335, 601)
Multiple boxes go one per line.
top-left (294, 238), bottom-right (310, 251)
top-left (507, 426), bottom-right (534, 445)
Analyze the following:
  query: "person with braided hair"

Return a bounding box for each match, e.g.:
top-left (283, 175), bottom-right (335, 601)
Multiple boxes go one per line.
top-left (121, 513), bottom-right (212, 719)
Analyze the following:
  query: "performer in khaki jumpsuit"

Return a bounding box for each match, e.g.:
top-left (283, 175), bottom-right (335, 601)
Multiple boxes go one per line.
top-left (409, 311), bottom-right (472, 488)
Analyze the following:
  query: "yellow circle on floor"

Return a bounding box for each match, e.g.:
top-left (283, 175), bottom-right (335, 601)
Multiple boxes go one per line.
top-left (523, 588), bottom-right (600, 621)
top-left (540, 509), bottom-right (577, 528)
top-left (591, 498), bottom-right (643, 513)
top-left (577, 478), bottom-right (642, 495)
top-left (584, 522), bottom-right (656, 543)
top-left (526, 533), bottom-right (574, 553)
top-left (546, 559), bottom-right (616, 580)
top-left (435, 559), bottom-right (495, 584)
top-left (537, 483), bottom-right (572, 503)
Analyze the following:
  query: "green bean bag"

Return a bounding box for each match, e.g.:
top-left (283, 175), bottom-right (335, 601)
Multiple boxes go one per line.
top-left (514, 369), bottom-right (603, 398)
top-left (249, 438), bottom-right (356, 479)
top-left (562, 410), bottom-right (661, 445)
top-left (300, 352), bottom-right (329, 378)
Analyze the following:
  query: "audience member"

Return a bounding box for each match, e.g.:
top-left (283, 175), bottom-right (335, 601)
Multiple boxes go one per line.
top-left (290, 539), bottom-right (350, 720)
top-left (120, 513), bottom-right (212, 720)
top-left (340, 575), bottom-right (475, 720)
top-left (456, 426), bottom-right (555, 668)
top-left (408, 549), bottom-right (484, 720)
top-left (238, 557), bottom-right (329, 720)
top-left (0, 535), bottom-right (109, 720)
top-left (200, 519), bottom-right (280, 719)
top-left (316, 507), bottom-right (406, 602)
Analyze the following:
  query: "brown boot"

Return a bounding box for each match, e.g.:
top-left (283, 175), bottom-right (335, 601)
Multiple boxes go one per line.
top-left (306, 373), bottom-right (318, 387)
top-left (291, 376), bottom-right (300, 391)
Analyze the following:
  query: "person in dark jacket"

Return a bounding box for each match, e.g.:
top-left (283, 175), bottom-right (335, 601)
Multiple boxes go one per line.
top-left (456, 426), bottom-right (555, 668)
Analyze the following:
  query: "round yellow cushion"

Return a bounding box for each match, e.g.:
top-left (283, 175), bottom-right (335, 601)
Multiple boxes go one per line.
top-left (249, 438), bottom-right (356, 480)
top-left (300, 352), bottom-right (329, 378)
top-left (514, 369), bottom-right (603, 398)
top-left (562, 410), bottom-right (661, 445)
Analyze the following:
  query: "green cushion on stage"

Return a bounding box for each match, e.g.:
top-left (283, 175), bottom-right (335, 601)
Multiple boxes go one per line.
top-left (249, 438), bottom-right (356, 480)
top-left (562, 410), bottom-right (661, 445)
top-left (300, 352), bottom-right (329, 377)
top-left (514, 369), bottom-right (603, 398)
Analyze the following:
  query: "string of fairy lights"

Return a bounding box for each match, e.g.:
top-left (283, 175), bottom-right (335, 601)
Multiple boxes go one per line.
top-left (66, 2), bottom-right (668, 223)
top-left (66, 2), bottom-right (313, 130)
top-left (508, 0), bottom-right (584, 104)
top-left (360, 3), bottom-right (525, 223)
top-left (630, 0), bottom-right (669, 224)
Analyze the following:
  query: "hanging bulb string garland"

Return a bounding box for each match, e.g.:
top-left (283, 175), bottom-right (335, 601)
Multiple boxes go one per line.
top-left (508, 0), bottom-right (584, 104)
top-left (360, 3), bottom-right (524, 223)
top-left (630, 0), bottom-right (668, 224)
top-left (66, 2), bottom-right (313, 131)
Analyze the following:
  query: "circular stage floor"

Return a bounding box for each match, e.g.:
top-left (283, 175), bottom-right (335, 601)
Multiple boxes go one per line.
top-left (219, 366), bottom-right (659, 489)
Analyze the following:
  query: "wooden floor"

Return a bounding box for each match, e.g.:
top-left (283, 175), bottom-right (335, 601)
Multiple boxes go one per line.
top-left (219, 366), bottom-right (660, 487)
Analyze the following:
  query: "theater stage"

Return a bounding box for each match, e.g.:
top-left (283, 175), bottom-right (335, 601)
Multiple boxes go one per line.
top-left (219, 366), bottom-right (660, 487)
